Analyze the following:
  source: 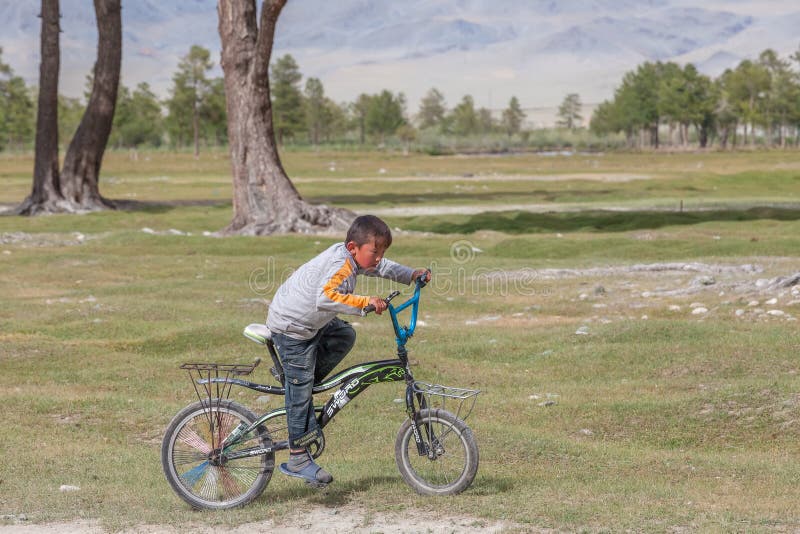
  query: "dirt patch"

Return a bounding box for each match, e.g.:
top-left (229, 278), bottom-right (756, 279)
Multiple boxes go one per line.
top-left (0, 232), bottom-right (95, 248)
top-left (0, 505), bottom-right (526, 533)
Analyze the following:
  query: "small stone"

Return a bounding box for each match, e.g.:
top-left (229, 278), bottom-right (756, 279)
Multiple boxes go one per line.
top-left (141, 227), bottom-right (156, 234)
top-left (735, 309), bottom-right (745, 317)
top-left (579, 428), bottom-right (594, 436)
top-left (695, 276), bottom-right (716, 286)
top-left (528, 394), bottom-right (541, 400)
top-left (579, 293), bottom-right (588, 300)
top-left (393, 398), bottom-right (404, 404)
top-left (747, 300), bottom-right (759, 307)
top-left (538, 400), bottom-right (557, 407)
top-left (592, 303), bottom-right (607, 308)
top-left (540, 350), bottom-right (554, 356)
top-left (641, 315), bottom-right (648, 320)
top-left (689, 302), bottom-right (705, 308)
top-left (668, 305), bottom-right (681, 311)
top-left (692, 307), bottom-right (708, 315)
top-left (17, 515), bottom-right (27, 522)
top-left (641, 291), bottom-right (652, 298)
top-left (575, 326), bottom-right (590, 335)
top-left (594, 285), bottom-right (606, 295)
top-left (767, 310), bottom-right (785, 317)
top-left (765, 298), bottom-right (778, 305)
top-left (59, 484), bottom-right (80, 492)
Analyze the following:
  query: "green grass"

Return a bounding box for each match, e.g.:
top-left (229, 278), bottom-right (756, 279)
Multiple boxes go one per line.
top-left (1, 149), bottom-right (800, 531)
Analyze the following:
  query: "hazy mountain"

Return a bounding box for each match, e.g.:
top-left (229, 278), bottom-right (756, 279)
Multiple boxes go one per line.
top-left (1, 0), bottom-right (798, 119)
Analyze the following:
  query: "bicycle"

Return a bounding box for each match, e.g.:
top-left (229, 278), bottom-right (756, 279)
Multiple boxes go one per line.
top-left (161, 279), bottom-right (480, 509)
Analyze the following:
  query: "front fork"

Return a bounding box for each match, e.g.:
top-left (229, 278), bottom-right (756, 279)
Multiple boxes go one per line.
top-left (405, 378), bottom-right (441, 458)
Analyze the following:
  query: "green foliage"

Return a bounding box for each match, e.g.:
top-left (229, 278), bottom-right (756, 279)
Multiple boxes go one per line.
top-left (556, 93), bottom-right (582, 130)
top-left (416, 87), bottom-right (446, 130)
top-left (365, 90), bottom-right (407, 142)
top-left (58, 94), bottom-right (84, 142)
top-left (304, 77), bottom-right (325, 145)
top-left (164, 45), bottom-right (219, 150)
top-left (0, 49), bottom-right (34, 151)
top-left (111, 83), bottom-right (163, 148)
top-left (501, 96), bottom-right (525, 136)
top-left (271, 54), bottom-right (305, 144)
top-left (448, 95), bottom-right (479, 136)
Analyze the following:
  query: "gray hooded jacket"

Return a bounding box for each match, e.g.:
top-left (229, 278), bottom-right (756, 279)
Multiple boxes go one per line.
top-left (266, 242), bottom-right (414, 339)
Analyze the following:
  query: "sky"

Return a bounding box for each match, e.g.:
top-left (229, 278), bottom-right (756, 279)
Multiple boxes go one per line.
top-left (2, 0), bottom-right (799, 125)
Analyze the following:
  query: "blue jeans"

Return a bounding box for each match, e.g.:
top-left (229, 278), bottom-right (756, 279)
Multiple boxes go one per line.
top-left (271, 318), bottom-right (356, 449)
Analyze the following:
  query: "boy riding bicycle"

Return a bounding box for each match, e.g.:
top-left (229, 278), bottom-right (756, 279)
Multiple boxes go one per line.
top-left (266, 215), bottom-right (430, 485)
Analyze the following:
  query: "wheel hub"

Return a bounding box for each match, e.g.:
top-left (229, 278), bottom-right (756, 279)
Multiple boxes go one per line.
top-left (208, 448), bottom-right (228, 467)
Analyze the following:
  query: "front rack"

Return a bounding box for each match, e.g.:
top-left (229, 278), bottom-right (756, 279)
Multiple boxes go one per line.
top-left (412, 381), bottom-right (480, 422)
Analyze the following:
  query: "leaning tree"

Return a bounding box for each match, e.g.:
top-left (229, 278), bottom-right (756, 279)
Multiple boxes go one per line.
top-left (217, 0), bottom-right (353, 235)
top-left (60, 0), bottom-right (121, 210)
top-left (18, 0), bottom-right (121, 215)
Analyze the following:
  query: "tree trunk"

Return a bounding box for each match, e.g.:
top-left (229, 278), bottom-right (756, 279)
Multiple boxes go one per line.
top-left (60, 0), bottom-right (121, 211)
top-left (217, 0), bottom-right (353, 235)
top-left (17, 0), bottom-right (66, 215)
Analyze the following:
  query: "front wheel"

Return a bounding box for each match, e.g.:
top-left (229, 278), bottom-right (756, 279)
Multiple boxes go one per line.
top-left (161, 399), bottom-right (273, 509)
top-left (395, 408), bottom-right (479, 495)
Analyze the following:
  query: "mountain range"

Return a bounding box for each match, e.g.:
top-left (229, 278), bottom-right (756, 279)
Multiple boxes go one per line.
top-left (1, 0), bottom-right (799, 125)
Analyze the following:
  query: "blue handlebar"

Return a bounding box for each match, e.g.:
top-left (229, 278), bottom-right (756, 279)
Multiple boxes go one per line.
top-left (387, 278), bottom-right (425, 346)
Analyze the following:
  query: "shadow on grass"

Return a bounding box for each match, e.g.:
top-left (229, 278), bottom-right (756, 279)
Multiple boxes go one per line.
top-left (113, 199), bottom-right (230, 213)
top-left (394, 207), bottom-right (800, 234)
top-left (309, 188), bottom-right (614, 206)
top-left (253, 473), bottom-right (514, 507)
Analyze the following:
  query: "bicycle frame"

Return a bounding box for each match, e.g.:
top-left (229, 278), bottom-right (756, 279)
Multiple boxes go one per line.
top-left (204, 280), bottom-right (428, 459)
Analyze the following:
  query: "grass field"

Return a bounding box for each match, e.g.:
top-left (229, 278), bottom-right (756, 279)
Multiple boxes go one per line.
top-left (1, 148), bottom-right (800, 531)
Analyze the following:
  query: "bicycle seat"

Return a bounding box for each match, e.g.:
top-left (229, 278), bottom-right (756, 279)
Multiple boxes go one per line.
top-left (243, 323), bottom-right (272, 345)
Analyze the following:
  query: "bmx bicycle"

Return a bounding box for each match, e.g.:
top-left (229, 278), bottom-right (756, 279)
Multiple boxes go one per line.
top-left (161, 279), bottom-right (480, 509)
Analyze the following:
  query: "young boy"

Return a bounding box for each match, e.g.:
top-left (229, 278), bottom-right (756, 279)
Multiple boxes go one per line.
top-left (266, 215), bottom-right (430, 485)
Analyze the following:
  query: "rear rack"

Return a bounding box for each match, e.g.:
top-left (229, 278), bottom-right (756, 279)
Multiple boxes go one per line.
top-left (180, 360), bottom-right (260, 408)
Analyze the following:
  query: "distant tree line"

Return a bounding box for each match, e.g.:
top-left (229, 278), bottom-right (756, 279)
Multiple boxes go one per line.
top-left (7, 43), bottom-right (800, 154)
top-left (2, 46), bottom-right (530, 153)
top-left (591, 48), bottom-right (800, 149)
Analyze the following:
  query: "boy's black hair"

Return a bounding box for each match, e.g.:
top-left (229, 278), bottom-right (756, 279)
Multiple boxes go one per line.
top-left (345, 215), bottom-right (392, 247)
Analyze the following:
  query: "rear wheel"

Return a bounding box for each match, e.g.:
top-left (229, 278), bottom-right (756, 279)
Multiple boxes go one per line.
top-left (395, 409), bottom-right (479, 495)
top-left (161, 399), bottom-right (273, 509)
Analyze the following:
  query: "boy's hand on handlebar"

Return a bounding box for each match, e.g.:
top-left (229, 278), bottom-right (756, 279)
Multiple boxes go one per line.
top-left (368, 296), bottom-right (388, 315)
top-left (412, 269), bottom-right (431, 284)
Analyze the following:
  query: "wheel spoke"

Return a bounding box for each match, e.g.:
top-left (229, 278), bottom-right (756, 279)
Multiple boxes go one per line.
top-left (165, 402), bottom-right (275, 509)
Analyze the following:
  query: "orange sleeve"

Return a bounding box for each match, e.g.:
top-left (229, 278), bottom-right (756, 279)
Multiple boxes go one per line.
top-left (322, 261), bottom-right (370, 309)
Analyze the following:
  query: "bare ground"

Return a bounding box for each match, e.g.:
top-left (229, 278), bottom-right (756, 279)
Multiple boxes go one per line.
top-left (0, 505), bottom-right (526, 534)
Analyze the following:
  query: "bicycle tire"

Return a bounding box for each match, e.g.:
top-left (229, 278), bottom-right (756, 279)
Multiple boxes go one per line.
top-left (161, 399), bottom-right (273, 509)
top-left (395, 408), bottom-right (479, 495)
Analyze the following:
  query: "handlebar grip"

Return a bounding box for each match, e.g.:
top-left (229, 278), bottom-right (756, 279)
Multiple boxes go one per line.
top-left (361, 304), bottom-right (376, 316)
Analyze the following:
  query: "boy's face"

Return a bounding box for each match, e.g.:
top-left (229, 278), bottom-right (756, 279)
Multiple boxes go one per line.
top-left (346, 238), bottom-right (388, 270)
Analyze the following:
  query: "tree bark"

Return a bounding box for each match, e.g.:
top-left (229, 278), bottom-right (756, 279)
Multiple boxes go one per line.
top-left (17, 0), bottom-right (64, 215)
top-left (60, 0), bottom-right (121, 211)
top-left (217, 0), bottom-right (353, 235)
